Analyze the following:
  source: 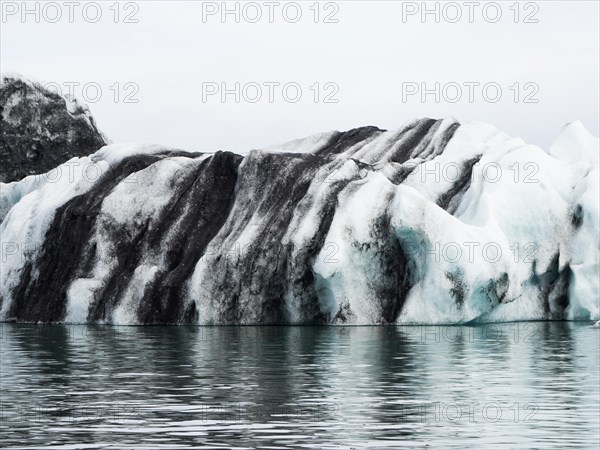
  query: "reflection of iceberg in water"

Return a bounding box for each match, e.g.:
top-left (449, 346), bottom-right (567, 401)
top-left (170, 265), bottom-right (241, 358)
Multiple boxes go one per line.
top-left (0, 323), bottom-right (598, 447)
top-left (1, 118), bottom-right (598, 324)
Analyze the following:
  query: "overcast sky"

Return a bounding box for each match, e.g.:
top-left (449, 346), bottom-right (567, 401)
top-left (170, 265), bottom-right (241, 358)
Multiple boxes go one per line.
top-left (1, 1), bottom-right (599, 153)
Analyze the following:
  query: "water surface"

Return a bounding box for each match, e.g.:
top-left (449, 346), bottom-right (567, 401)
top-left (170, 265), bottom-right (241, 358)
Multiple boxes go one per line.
top-left (1, 322), bottom-right (598, 449)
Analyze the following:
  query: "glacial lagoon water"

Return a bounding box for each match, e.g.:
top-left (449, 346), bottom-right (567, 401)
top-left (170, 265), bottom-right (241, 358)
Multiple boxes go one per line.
top-left (0, 322), bottom-right (598, 449)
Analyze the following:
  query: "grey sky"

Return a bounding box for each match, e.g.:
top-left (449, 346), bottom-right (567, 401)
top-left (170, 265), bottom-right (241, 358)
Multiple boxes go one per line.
top-left (1, 1), bottom-right (599, 153)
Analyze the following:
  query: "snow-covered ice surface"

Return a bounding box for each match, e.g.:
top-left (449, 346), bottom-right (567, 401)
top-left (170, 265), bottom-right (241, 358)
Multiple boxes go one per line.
top-left (0, 118), bottom-right (598, 324)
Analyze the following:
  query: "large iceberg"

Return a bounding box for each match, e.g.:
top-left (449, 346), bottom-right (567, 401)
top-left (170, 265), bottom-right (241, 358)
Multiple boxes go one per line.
top-left (0, 117), bottom-right (598, 324)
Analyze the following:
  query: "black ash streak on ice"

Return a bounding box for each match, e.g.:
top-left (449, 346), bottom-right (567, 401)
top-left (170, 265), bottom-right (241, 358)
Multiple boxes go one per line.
top-left (1, 76), bottom-right (598, 325)
top-left (3, 121), bottom-right (460, 324)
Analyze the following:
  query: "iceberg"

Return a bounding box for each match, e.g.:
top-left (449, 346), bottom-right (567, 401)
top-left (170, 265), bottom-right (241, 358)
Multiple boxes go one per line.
top-left (0, 112), bottom-right (598, 324)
